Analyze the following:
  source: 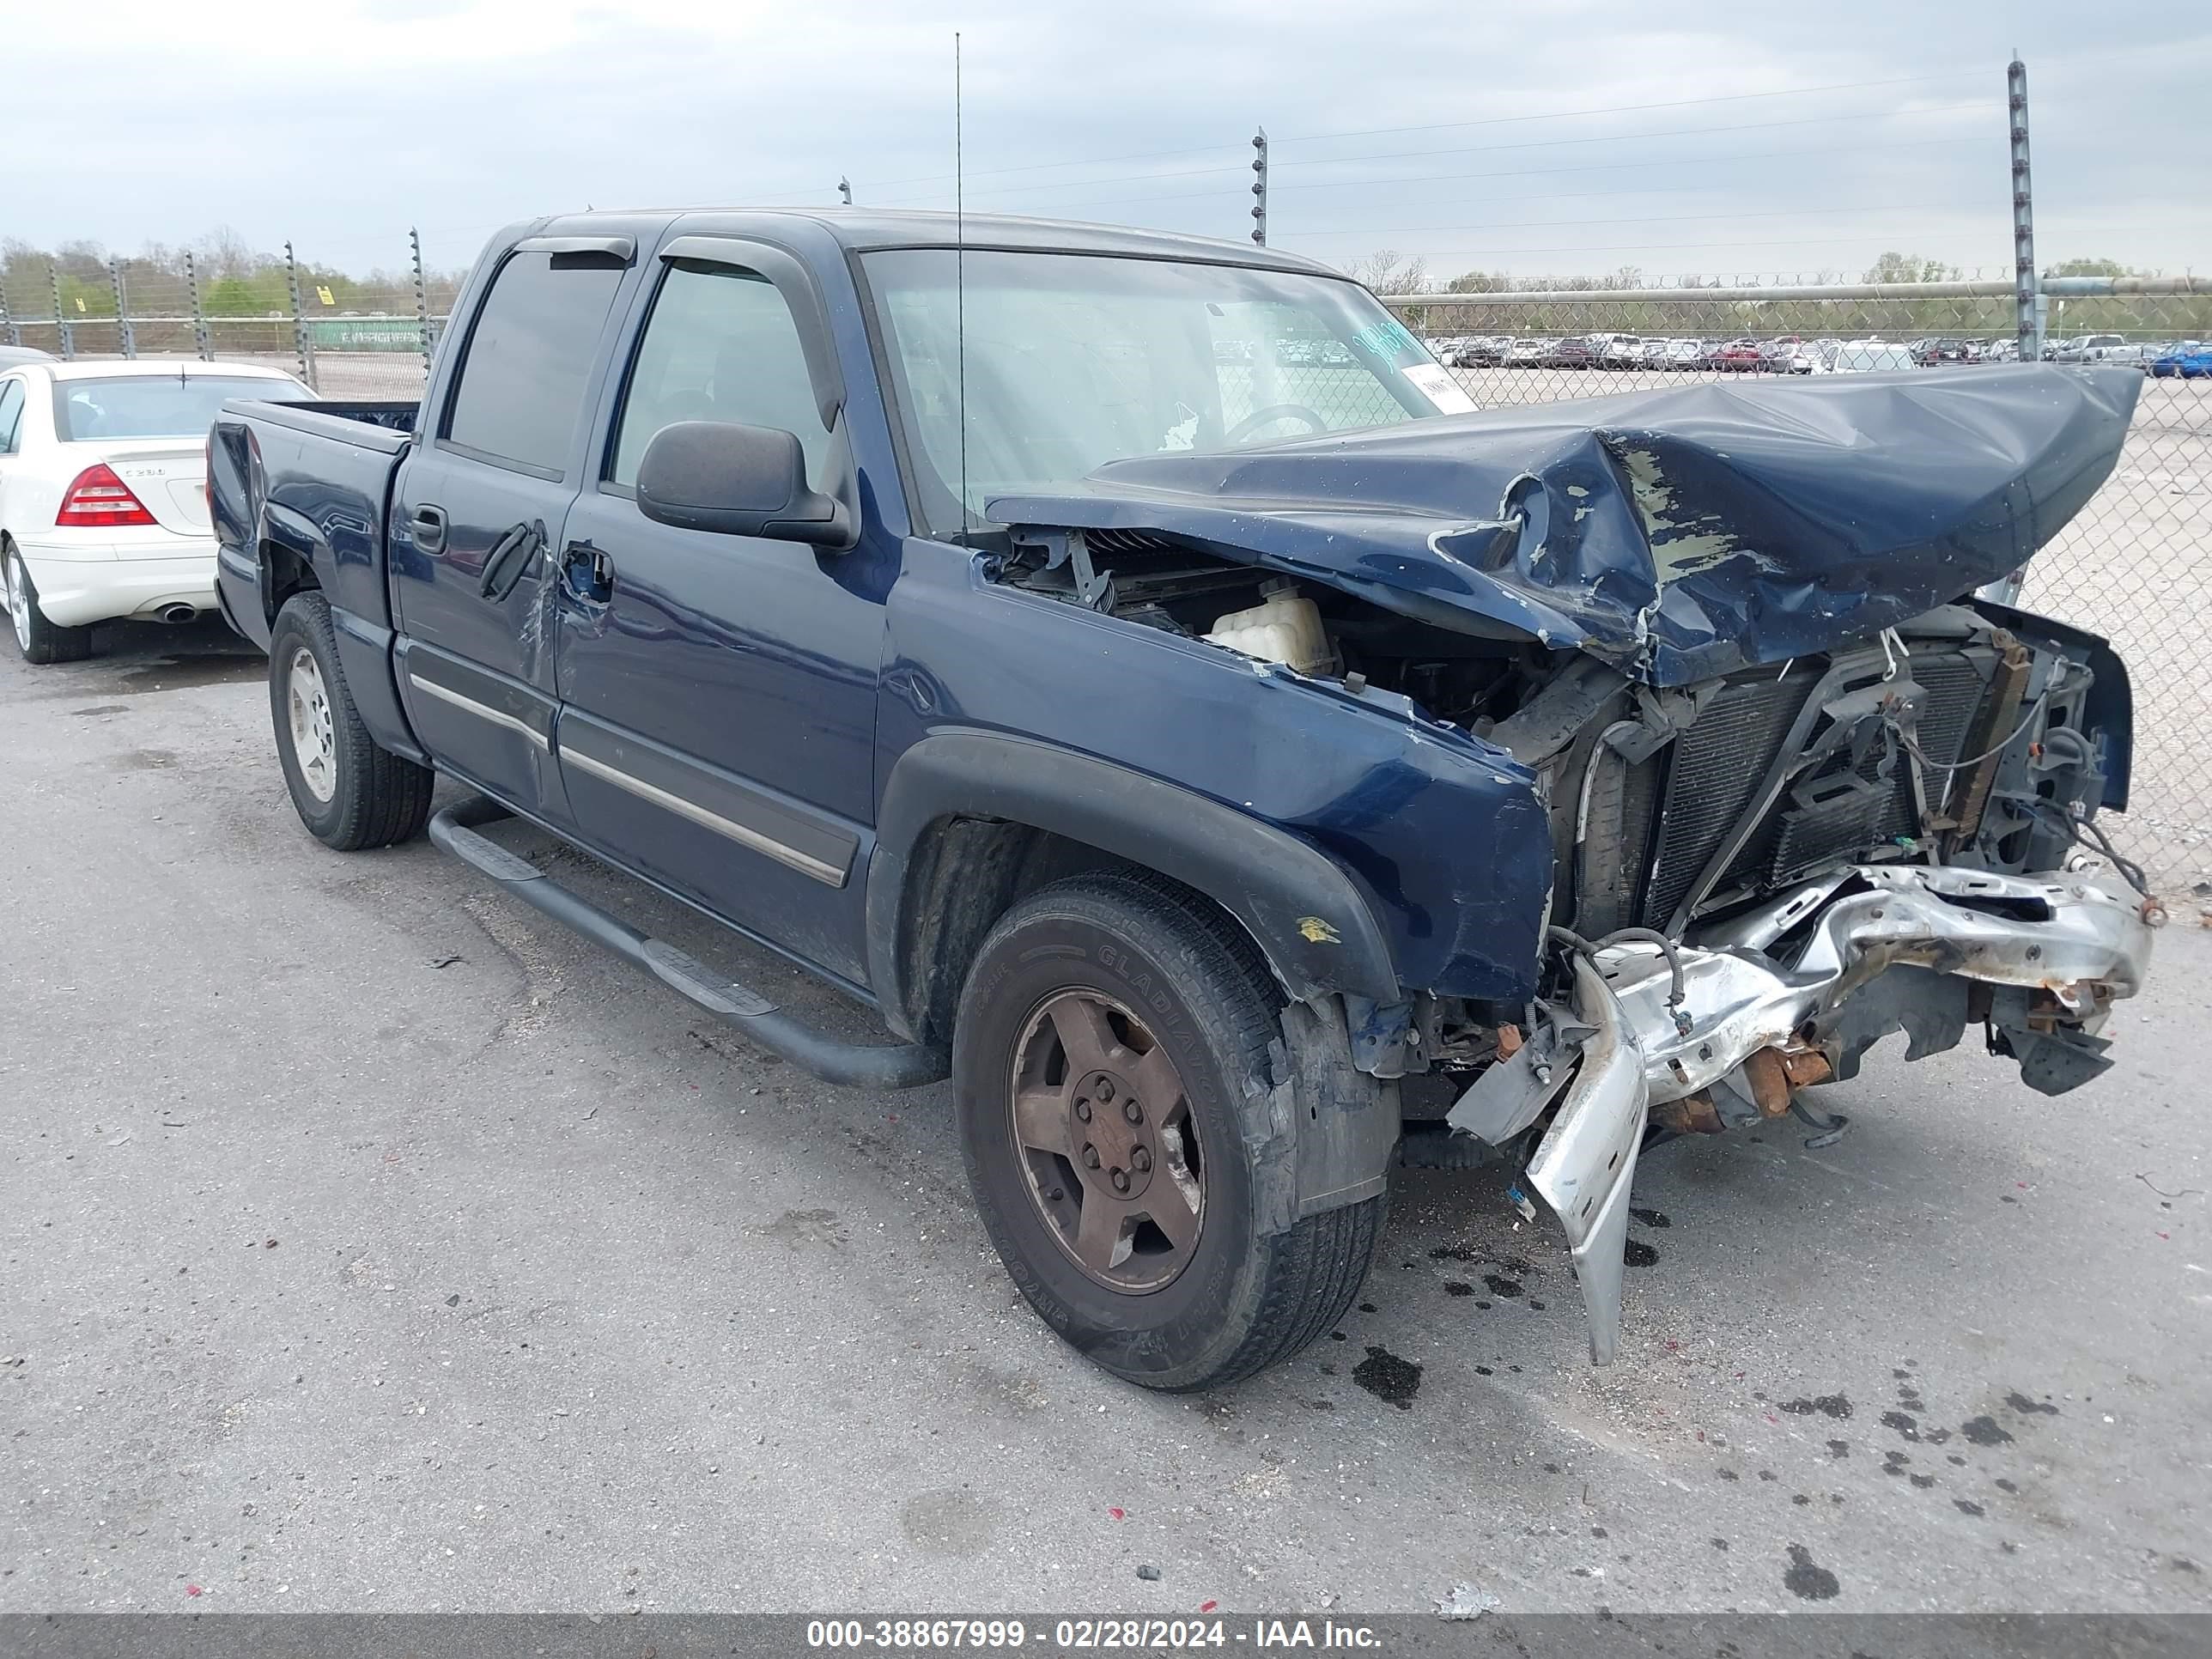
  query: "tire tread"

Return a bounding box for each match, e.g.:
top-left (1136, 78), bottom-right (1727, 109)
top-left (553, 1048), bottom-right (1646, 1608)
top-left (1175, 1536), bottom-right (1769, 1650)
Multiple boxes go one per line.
top-left (958, 868), bottom-right (1385, 1391)
top-left (270, 592), bottom-right (434, 851)
top-left (5, 539), bottom-right (97, 665)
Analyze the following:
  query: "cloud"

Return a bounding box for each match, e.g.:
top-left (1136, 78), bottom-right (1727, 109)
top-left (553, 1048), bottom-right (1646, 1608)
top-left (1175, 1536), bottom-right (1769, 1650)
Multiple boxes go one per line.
top-left (7, 0), bottom-right (2208, 281)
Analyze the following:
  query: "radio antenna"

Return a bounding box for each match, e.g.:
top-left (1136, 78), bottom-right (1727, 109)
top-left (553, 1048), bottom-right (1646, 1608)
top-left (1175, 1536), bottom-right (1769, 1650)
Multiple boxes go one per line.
top-left (954, 32), bottom-right (970, 538)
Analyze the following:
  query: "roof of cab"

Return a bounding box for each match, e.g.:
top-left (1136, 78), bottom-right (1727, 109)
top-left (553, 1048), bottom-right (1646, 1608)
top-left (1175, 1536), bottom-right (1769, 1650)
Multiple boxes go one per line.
top-left (526, 207), bottom-right (1343, 276)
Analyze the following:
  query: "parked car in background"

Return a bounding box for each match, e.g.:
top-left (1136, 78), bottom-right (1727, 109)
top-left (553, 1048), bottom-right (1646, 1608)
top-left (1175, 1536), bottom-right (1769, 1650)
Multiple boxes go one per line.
top-left (1918, 337), bottom-right (1976, 365)
top-left (2094, 343), bottom-right (2152, 369)
top-left (1984, 337), bottom-right (2021, 362)
top-left (2149, 343), bottom-right (2212, 378)
top-left (1, 359), bottom-right (316, 663)
top-left (1503, 338), bottom-right (1547, 366)
top-left (0, 344), bottom-right (58, 370)
top-left (1757, 337), bottom-right (1805, 372)
top-left (1813, 342), bottom-right (1918, 374)
top-left (1662, 338), bottom-right (1709, 370)
top-left (1452, 337), bottom-right (1505, 368)
top-left (2047, 334), bottom-right (2126, 363)
top-left (1599, 335), bottom-right (1644, 368)
top-left (1773, 341), bottom-right (1820, 374)
top-left (1543, 336), bottom-right (1598, 368)
top-left (1712, 339), bottom-right (1765, 372)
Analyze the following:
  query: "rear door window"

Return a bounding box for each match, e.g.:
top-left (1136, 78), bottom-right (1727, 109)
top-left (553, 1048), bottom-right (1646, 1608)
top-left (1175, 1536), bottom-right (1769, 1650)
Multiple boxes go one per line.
top-left (443, 251), bottom-right (625, 477)
top-left (0, 380), bottom-right (24, 452)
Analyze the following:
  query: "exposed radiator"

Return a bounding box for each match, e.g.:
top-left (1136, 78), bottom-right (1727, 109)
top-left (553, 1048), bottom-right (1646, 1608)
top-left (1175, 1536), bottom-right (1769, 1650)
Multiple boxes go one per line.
top-left (1632, 645), bottom-right (2000, 931)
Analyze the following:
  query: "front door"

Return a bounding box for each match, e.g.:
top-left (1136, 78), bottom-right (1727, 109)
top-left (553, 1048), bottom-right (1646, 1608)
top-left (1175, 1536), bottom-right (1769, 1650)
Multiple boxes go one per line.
top-left (552, 246), bottom-right (882, 985)
top-left (391, 242), bottom-right (631, 812)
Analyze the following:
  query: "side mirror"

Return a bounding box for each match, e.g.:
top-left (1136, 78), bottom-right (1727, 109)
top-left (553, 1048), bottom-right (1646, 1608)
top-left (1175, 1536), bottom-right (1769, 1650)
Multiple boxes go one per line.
top-left (635, 420), bottom-right (854, 550)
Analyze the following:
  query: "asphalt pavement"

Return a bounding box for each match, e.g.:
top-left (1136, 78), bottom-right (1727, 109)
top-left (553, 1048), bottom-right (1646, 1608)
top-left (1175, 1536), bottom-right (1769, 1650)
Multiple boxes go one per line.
top-left (3, 617), bottom-right (2207, 1616)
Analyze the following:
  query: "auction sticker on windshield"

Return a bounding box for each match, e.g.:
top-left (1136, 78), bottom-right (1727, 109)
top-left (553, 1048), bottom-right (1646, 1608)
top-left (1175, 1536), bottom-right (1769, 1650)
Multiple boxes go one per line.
top-left (1403, 362), bottom-right (1478, 414)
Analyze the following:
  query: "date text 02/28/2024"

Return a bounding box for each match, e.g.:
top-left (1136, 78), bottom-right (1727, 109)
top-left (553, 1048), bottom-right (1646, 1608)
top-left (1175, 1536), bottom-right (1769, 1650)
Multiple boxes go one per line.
top-left (805, 1620), bottom-right (1385, 1651)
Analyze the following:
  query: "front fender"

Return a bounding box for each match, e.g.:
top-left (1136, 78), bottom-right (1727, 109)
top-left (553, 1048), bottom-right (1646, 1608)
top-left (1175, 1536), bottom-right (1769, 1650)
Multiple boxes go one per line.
top-left (869, 730), bottom-right (1402, 1018)
top-left (872, 538), bottom-right (1557, 1015)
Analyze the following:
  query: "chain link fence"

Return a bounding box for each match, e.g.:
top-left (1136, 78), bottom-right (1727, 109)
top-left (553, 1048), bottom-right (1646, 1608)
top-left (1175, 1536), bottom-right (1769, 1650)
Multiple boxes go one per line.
top-left (2, 242), bottom-right (2203, 889)
top-left (1385, 276), bottom-right (2212, 890)
top-left (0, 237), bottom-right (450, 400)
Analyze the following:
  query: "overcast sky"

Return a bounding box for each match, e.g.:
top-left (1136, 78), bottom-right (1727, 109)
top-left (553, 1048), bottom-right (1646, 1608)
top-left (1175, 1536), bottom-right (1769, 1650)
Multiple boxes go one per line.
top-left (8, 0), bottom-right (2209, 283)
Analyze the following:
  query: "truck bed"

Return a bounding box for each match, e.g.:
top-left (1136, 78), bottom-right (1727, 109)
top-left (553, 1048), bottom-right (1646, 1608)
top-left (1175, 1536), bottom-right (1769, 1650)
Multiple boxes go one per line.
top-left (226, 398), bottom-right (420, 446)
top-left (208, 398), bottom-right (419, 652)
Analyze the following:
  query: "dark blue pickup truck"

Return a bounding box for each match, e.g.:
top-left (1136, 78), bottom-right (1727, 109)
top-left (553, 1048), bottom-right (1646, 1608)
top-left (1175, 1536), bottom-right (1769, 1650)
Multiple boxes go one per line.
top-left (210, 209), bottom-right (2157, 1389)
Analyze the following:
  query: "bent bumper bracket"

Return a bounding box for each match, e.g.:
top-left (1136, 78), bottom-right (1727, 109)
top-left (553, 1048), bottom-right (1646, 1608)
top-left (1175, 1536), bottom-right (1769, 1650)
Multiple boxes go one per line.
top-left (1523, 863), bottom-right (2154, 1364)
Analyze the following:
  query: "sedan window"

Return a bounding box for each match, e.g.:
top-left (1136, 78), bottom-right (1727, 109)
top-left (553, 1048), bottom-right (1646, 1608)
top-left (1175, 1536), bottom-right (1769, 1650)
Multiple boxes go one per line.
top-left (53, 375), bottom-right (311, 442)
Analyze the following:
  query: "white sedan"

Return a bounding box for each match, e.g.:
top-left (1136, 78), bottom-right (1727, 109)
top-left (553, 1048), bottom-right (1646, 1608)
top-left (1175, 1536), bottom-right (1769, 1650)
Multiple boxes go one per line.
top-left (0, 359), bottom-right (313, 664)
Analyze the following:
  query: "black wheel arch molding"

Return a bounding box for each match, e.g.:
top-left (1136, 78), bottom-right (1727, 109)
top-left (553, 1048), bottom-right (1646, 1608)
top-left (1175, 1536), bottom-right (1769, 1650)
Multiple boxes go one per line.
top-left (865, 730), bottom-right (1403, 1044)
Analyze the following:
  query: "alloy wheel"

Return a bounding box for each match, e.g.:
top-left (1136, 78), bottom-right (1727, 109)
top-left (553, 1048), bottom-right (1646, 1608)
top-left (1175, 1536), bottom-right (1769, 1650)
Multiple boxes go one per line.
top-left (6, 551), bottom-right (28, 653)
top-left (1006, 989), bottom-right (1205, 1293)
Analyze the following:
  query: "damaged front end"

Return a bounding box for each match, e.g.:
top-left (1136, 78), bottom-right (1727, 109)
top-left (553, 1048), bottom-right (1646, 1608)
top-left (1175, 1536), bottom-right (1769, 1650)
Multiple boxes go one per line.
top-left (1447, 601), bottom-right (2160, 1362)
top-left (1472, 861), bottom-right (2154, 1363)
top-left (979, 366), bottom-right (2157, 1367)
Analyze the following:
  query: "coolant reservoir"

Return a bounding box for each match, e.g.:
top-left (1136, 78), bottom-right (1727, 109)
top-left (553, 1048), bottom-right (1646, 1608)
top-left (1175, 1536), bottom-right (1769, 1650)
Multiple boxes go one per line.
top-left (1205, 584), bottom-right (1330, 674)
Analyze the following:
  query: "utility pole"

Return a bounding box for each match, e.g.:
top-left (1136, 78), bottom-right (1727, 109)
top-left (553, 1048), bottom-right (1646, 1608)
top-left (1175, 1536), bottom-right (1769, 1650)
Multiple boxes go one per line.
top-left (283, 240), bottom-right (314, 388)
top-left (2008, 58), bottom-right (2040, 362)
top-left (1249, 128), bottom-right (1268, 246)
top-left (109, 258), bottom-right (136, 358)
top-left (51, 266), bottom-right (73, 360)
top-left (838, 176), bottom-right (853, 205)
top-left (410, 228), bottom-right (434, 378)
top-left (183, 250), bottom-right (211, 361)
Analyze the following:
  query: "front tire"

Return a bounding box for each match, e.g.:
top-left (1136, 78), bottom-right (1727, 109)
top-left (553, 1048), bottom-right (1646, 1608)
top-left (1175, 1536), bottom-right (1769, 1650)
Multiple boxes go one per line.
top-left (4, 539), bottom-right (96, 665)
top-left (269, 592), bottom-right (434, 850)
top-left (954, 872), bottom-right (1384, 1390)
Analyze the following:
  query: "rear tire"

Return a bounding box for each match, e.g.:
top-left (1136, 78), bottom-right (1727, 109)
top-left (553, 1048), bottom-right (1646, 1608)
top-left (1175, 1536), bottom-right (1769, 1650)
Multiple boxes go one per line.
top-left (953, 872), bottom-right (1384, 1390)
top-left (270, 592), bottom-right (434, 850)
top-left (4, 539), bottom-right (96, 665)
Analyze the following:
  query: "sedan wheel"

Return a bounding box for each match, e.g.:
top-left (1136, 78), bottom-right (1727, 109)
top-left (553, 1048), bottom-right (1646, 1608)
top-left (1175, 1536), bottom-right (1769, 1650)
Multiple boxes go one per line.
top-left (5, 547), bottom-right (28, 655)
top-left (3, 542), bottom-right (95, 665)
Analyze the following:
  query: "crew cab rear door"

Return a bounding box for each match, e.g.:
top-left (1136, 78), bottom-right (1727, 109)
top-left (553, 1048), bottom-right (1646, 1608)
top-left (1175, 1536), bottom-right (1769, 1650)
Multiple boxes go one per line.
top-left (390, 237), bottom-right (635, 813)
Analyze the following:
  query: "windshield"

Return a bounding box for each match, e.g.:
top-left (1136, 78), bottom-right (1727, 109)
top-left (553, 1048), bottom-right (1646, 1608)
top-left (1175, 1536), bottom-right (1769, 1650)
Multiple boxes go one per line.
top-left (863, 249), bottom-right (1448, 526)
top-left (55, 374), bottom-right (310, 441)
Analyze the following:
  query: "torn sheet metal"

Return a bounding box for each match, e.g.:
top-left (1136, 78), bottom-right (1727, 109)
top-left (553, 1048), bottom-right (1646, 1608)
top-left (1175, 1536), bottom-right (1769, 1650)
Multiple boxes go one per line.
top-left (988, 366), bottom-right (2140, 687)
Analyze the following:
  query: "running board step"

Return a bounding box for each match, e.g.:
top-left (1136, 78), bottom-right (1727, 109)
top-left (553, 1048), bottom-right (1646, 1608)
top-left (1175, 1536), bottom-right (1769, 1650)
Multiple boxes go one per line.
top-left (428, 799), bottom-right (948, 1090)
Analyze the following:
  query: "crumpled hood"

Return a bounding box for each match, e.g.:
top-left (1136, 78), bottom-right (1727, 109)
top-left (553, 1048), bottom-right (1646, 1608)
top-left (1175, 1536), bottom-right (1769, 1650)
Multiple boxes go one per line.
top-left (988, 364), bottom-right (2139, 686)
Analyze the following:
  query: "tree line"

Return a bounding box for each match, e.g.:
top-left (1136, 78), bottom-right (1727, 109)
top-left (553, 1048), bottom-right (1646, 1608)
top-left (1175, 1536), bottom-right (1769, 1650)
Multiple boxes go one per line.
top-left (0, 228), bottom-right (466, 321)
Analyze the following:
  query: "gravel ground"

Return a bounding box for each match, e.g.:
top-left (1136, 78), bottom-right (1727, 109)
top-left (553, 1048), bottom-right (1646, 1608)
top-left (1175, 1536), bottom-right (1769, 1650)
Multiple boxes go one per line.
top-left (2, 618), bottom-right (2207, 1617)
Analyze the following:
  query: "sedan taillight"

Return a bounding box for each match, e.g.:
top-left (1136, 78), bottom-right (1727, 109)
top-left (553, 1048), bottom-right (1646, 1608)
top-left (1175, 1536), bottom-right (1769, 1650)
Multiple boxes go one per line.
top-left (56, 463), bottom-right (158, 528)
